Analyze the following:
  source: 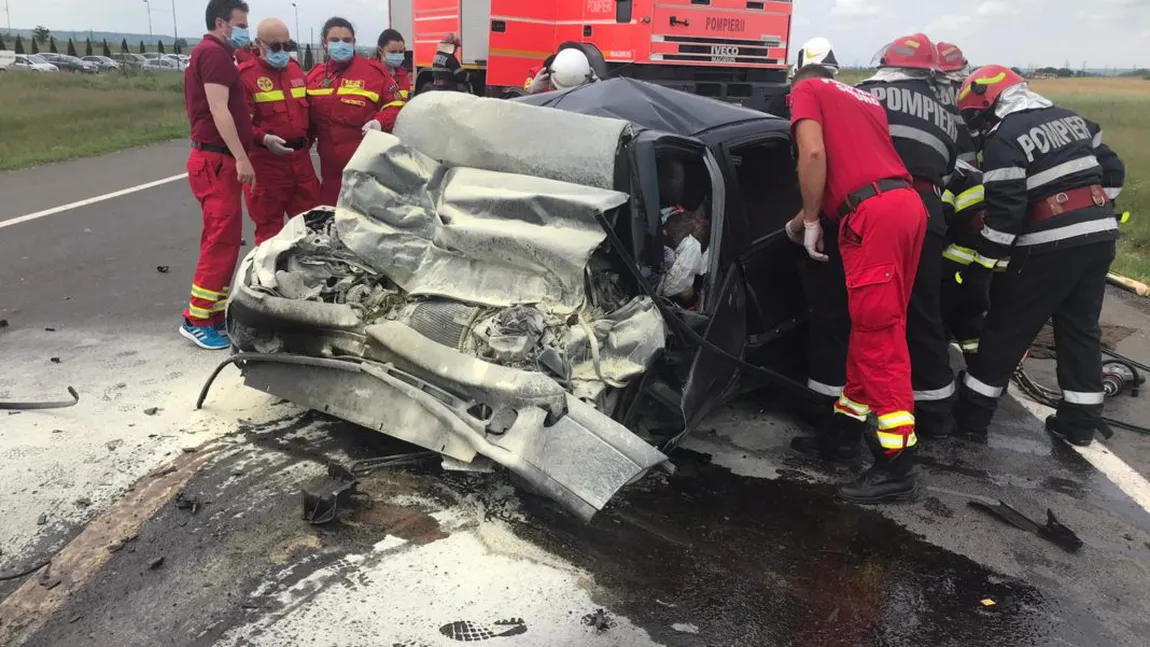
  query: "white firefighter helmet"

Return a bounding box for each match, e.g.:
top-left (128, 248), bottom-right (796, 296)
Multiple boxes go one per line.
top-left (790, 37), bottom-right (839, 80)
top-left (550, 48), bottom-right (593, 90)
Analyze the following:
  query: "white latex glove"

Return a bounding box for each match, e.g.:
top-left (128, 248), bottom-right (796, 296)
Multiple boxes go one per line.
top-left (784, 219), bottom-right (804, 245)
top-left (803, 219), bottom-right (829, 262)
top-left (362, 120), bottom-right (382, 135)
top-left (263, 134), bottom-right (292, 156)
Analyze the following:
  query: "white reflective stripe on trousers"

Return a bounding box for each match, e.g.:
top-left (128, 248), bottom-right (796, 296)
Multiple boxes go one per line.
top-left (914, 381), bottom-right (957, 401)
top-left (963, 373), bottom-right (1004, 398)
top-left (807, 379), bottom-right (845, 397)
top-left (1062, 390), bottom-right (1106, 405)
top-left (1105, 187), bottom-right (1122, 200)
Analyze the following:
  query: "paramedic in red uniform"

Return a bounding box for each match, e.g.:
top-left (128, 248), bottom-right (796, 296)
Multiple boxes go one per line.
top-left (785, 64), bottom-right (928, 503)
top-left (180, 0), bottom-right (254, 351)
top-left (239, 18), bottom-right (320, 245)
top-left (307, 17), bottom-right (405, 207)
top-left (376, 29), bottom-right (411, 131)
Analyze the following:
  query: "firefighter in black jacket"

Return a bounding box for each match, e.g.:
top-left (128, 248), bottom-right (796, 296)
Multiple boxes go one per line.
top-left (431, 32), bottom-right (469, 92)
top-left (935, 41), bottom-right (978, 166)
top-left (940, 159), bottom-right (991, 360)
top-left (858, 33), bottom-right (958, 439)
top-left (954, 66), bottom-right (1126, 446)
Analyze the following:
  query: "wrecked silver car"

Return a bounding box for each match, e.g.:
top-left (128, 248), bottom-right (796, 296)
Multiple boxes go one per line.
top-left (208, 80), bottom-right (812, 520)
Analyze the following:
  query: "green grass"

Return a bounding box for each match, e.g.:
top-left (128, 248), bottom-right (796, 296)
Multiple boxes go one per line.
top-left (0, 71), bottom-right (187, 171)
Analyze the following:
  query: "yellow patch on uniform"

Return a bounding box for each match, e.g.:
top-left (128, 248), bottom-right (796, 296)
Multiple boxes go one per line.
top-left (256, 76), bottom-right (274, 92)
top-left (340, 98), bottom-right (366, 107)
top-left (905, 39), bottom-right (921, 48)
top-left (341, 78), bottom-right (366, 90)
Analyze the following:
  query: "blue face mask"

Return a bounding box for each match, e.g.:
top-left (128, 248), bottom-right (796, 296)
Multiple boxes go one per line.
top-left (385, 53), bottom-right (405, 68)
top-left (266, 50), bottom-right (290, 69)
top-left (228, 25), bottom-right (250, 49)
top-left (328, 41), bottom-right (355, 63)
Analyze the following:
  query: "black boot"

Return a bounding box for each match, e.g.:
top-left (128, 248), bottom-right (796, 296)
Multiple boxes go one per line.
top-left (1045, 415), bottom-right (1094, 447)
top-left (915, 407), bottom-right (954, 440)
top-left (790, 415), bottom-right (865, 463)
top-left (837, 445), bottom-right (920, 504)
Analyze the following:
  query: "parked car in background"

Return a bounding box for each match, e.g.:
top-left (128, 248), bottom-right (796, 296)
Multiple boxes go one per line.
top-left (141, 57), bottom-right (180, 73)
top-left (81, 55), bottom-right (120, 72)
top-left (0, 50), bottom-right (16, 71)
top-left (41, 53), bottom-right (99, 74)
top-left (113, 53), bottom-right (147, 68)
top-left (12, 54), bottom-right (60, 72)
top-left (161, 54), bottom-right (187, 70)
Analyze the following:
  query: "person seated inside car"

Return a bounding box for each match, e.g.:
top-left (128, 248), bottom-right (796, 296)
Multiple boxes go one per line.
top-left (657, 157), bottom-right (711, 309)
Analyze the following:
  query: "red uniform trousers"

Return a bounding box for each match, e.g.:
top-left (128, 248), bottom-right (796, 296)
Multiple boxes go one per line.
top-left (243, 148), bottom-right (321, 245)
top-left (316, 126), bottom-right (363, 207)
top-left (184, 148), bottom-right (243, 326)
top-left (833, 187), bottom-right (927, 455)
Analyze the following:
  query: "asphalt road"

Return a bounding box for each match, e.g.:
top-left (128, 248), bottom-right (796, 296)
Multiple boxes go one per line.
top-left (1, 144), bottom-right (1149, 647)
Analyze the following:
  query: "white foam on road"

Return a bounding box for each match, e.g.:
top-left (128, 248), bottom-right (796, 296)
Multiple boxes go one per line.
top-left (216, 502), bottom-right (665, 647)
top-left (1015, 397), bottom-right (1150, 515)
top-left (0, 173), bottom-right (188, 230)
top-left (0, 328), bottom-right (276, 565)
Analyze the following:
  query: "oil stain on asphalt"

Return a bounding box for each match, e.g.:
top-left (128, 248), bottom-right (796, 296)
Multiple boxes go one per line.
top-left (513, 450), bottom-right (1109, 647)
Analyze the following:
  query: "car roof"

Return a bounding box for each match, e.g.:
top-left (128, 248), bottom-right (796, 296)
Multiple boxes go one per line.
top-left (513, 77), bottom-right (788, 140)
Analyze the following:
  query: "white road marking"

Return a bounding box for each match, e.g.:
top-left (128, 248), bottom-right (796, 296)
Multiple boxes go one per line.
top-left (1016, 397), bottom-right (1150, 515)
top-left (0, 173), bottom-right (189, 230)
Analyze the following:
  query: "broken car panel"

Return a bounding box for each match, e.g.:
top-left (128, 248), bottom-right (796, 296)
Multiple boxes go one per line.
top-left (222, 79), bottom-right (810, 519)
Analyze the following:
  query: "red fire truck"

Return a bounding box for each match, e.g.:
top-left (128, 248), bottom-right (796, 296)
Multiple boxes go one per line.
top-left (389, 0), bottom-right (794, 111)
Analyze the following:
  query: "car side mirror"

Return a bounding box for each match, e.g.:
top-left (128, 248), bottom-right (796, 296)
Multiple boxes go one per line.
top-left (616, 1), bottom-right (633, 23)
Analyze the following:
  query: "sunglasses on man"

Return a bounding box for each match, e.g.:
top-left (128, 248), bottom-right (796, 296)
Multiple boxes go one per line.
top-left (261, 41), bottom-right (290, 53)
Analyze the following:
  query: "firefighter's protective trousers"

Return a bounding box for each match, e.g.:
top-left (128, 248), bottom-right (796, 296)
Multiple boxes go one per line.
top-left (957, 241), bottom-right (1115, 435)
top-left (835, 188), bottom-right (926, 455)
top-left (184, 149), bottom-right (243, 326)
top-left (243, 148), bottom-right (320, 245)
top-left (799, 216), bottom-right (850, 401)
top-left (907, 191), bottom-right (957, 421)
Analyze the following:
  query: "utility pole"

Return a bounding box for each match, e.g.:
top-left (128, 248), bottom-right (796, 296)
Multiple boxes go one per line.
top-left (144, 0), bottom-right (153, 40)
top-left (171, 0), bottom-right (178, 47)
top-left (292, 2), bottom-right (301, 45)
top-left (5, 0), bottom-right (11, 32)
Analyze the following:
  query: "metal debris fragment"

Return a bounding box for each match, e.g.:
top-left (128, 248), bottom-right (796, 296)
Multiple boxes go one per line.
top-left (36, 513), bottom-right (47, 525)
top-left (175, 492), bottom-right (200, 515)
top-left (981, 599), bottom-right (997, 607)
top-left (75, 497), bottom-right (92, 508)
top-left (144, 407), bottom-right (160, 416)
top-left (969, 500), bottom-right (1083, 553)
top-left (582, 609), bottom-right (615, 632)
top-left (156, 266), bottom-right (170, 273)
top-left (0, 386), bottom-right (80, 411)
top-left (148, 557), bottom-right (165, 570)
top-left (301, 463), bottom-right (358, 524)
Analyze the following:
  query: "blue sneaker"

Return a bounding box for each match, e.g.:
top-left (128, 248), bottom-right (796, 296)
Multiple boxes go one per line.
top-left (214, 321), bottom-right (230, 339)
top-left (180, 321), bottom-right (231, 350)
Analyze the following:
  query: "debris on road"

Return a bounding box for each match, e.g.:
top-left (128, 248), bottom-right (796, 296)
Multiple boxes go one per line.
top-left (0, 559), bottom-right (50, 583)
top-left (0, 319), bottom-right (8, 328)
top-left (144, 407), bottom-right (161, 416)
top-left (36, 513), bottom-right (47, 525)
top-left (106, 439), bottom-right (123, 451)
top-left (301, 463), bottom-right (358, 524)
top-left (0, 386), bottom-right (80, 411)
top-left (75, 496), bottom-right (92, 508)
top-left (156, 266), bottom-right (170, 273)
top-left (49, 357), bottom-right (61, 364)
top-left (981, 599), bottom-right (997, 607)
top-left (969, 500), bottom-right (1084, 553)
top-left (582, 609), bottom-right (615, 632)
top-left (148, 557), bottom-right (165, 570)
top-left (671, 623), bottom-right (700, 634)
top-left (45, 327), bottom-right (56, 332)
top-left (175, 492), bottom-right (201, 515)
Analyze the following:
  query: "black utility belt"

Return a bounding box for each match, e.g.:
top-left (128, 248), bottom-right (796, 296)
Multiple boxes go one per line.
top-left (191, 141), bottom-right (232, 157)
top-left (837, 178), bottom-right (912, 219)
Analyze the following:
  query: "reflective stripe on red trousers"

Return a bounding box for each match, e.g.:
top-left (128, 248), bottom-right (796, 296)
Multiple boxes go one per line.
top-left (835, 187), bottom-right (927, 455)
top-left (184, 149), bottom-right (243, 326)
top-left (243, 148), bottom-right (321, 245)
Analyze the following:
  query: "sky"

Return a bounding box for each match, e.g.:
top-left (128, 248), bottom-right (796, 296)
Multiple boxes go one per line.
top-left (4, 0), bottom-right (1148, 68)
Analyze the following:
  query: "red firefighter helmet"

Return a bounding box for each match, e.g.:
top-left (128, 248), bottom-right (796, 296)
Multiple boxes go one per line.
top-left (957, 65), bottom-right (1026, 118)
top-left (879, 33), bottom-right (939, 71)
top-left (936, 42), bottom-right (968, 73)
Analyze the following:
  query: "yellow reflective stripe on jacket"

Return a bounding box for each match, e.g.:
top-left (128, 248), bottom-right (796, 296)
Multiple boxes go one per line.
top-left (253, 90), bottom-right (286, 103)
top-left (942, 244), bottom-right (975, 265)
top-left (877, 411), bottom-right (915, 431)
top-left (307, 88), bottom-right (334, 96)
top-left (942, 190), bottom-right (956, 206)
top-left (954, 185), bottom-right (986, 214)
top-left (382, 100), bottom-right (406, 109)
top-left (337, 86), bottom-right (381, 103)
top-left (399, 89), bottom-right (410, 99)
top-left (877, 430), bottom-right (918, 450)
top-left (290, 87), bottom-right (306, 99)
top-left (191, 284), bottom-right (223, 300)
top-left (959, 339), bottom-right (980, 353)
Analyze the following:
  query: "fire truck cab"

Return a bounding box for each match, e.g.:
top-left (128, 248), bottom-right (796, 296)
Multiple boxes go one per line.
top-left (390, 0), bottom-right (794, 112)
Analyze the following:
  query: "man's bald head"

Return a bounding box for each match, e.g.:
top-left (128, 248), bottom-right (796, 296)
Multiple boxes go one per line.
top-left (257, 18), bottom-right (289, 42)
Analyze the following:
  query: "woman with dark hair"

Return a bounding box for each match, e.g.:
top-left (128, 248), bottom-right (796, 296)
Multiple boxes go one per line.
top-left (306, 17), bottom-right (405, 205)
top-left (374, 28), bottom-right (410, 132)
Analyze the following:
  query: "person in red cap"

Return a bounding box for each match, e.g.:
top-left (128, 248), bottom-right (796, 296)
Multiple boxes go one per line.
top-left (239, 18), bottom-right (320, 245)
top-left (953, 66), bottom-right (1124, 446)
top-left (857, 34), bottom-right (958, 440)
top-left (784, 63), bottom-right (928, 503)
top-left (180, 0), bottom-right (254, 350)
